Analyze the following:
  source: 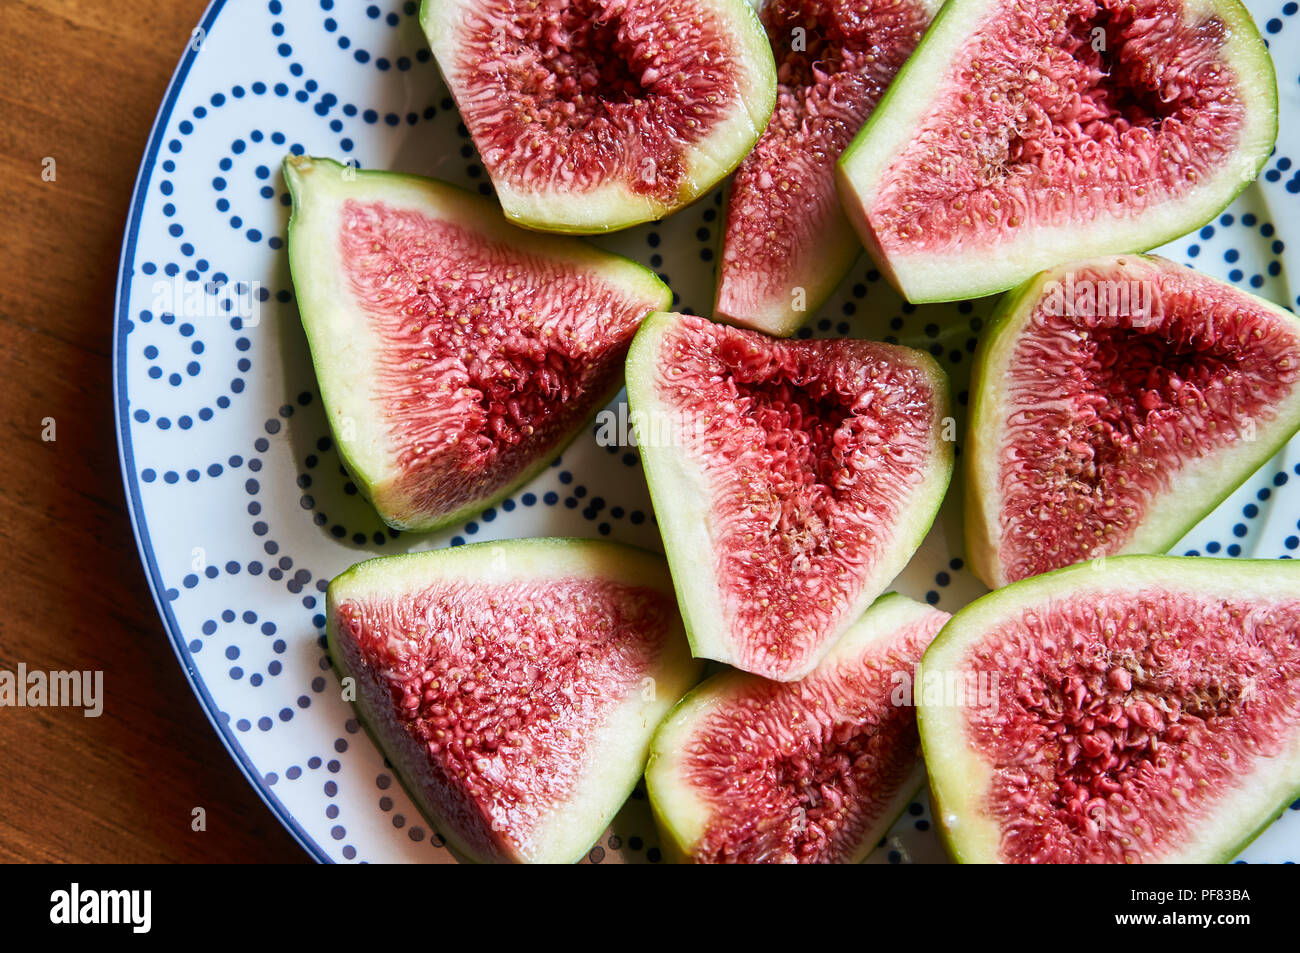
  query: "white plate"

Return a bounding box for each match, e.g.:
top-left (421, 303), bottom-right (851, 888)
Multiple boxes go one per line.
top-left (114, 0), bottom-right (1300, 862)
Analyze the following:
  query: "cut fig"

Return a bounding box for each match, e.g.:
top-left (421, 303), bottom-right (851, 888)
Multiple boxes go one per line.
top-left (715, 0), bottom-right (940, 335)
top-left (420, 0), bottom-right (777, 233)
top-left (327, 538), bottom-right (702, 864)
top-left (920, 556), bottom-right (1300, 863)
top-left (648, 593), bottom-right (949, 863)
top-left (284, 155), bottom-right (670, 533)
top-left (626, 311), bottom-right (953, 681)
top-left (836, 0), bottom-right (1278, 303)
top-left (965, 255), bottom-right (1300, 589)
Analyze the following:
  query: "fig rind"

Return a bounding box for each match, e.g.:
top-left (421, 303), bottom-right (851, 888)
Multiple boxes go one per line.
top-left (920, 555), bottom-right (1300, 864)
top-left (284, 155), bottom-right (670, 533)
top-left (836, 0), bottom-right (1278, 303)
top-left (964, 254), bottom-right (1300, 588)
top-left (626, 310), bottom-right (953, 681)
top-left (327, 537), bottom-right (703, 864)
top-left (648, 592), bottom-right (947, 863)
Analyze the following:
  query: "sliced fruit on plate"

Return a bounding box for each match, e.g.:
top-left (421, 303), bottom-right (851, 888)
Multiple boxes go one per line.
top-left (836, 0), bottom-right (1278, 303)
top-left (283, 155), bottom-right (670, 533)
top-left (626, 311), bottom-right (953, 681)
top-left (920, 556), bottom-right (1300, 863)
top-left (715, 0), bottom-right (940, 335)
top-left (420, 0), bottom-right (777, 233)
top-left (647, 593), bottom-right (949, 863)
top-left (327, 538), bottom-right (703, 864)
top-left (965, 255), bottom-right (1300, 589)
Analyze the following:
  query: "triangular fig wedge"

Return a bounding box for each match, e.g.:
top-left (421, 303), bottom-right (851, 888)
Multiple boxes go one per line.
top-left (626, 311), bottom-right (953, 681)
top-left (327, 538), bottom-right (703, 864)
top-left (420, 0), bottom-right (777, 234)
top-left (714, 0), bottom-right (942, 335)
top-left (920, 556), bottom-right (1300, 863)
top-left (647, 593), bottom-right (949, 863)
top-left (965, 255), bottom-right (1300, 589)
top-left (284, 155), bottom-right (670, 533)
top-left (836, 0), bottom-right (1278, 303)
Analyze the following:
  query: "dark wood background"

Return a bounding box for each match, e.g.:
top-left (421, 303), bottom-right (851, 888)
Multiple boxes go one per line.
top-left (0, 0), bottom-right (306, 862)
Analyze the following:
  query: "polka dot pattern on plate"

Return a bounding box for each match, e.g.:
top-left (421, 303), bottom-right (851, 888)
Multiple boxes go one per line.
top-left (113, 0), bottom-right (1300, 863)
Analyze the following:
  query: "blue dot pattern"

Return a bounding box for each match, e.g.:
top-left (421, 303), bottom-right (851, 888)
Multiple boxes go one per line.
top-left (113, 0), bottom-right (1300, 864)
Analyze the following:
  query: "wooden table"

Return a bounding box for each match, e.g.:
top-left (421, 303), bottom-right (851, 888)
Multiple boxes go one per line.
top-left (0, 0), bottom-right (306, 863)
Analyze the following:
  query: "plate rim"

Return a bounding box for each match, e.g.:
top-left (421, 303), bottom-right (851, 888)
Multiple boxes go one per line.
top-left (111, 0), bottom-right (330, 864)
top-left (109, 0), bottom-right (1298, 866)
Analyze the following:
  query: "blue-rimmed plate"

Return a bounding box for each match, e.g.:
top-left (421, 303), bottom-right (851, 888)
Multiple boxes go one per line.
top-left (114, 0), bottom-right (1300, 862)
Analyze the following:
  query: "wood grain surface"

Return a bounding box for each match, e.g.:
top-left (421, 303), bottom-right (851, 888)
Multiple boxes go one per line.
top-left (0, 0), bottom-right (307, 863)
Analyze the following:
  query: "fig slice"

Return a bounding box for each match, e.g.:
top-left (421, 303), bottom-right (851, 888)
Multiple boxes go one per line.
top-left (920, 556), bottom-right (1300, 864)
top-left (965, 255), bottom-right (1300, 589)
top-left (420, 0), bottom-right (777, 233)
top-left (283, 155), bottom-right (670, 533)
top-left (327, 538), bottom-right (703, 864)
top-left (626, 311), bottom-right (953, 681)
top-left (647, 593), bottom-right (949, 863)
top-left (836, 0), bottom-right (1278, 303)
top-left (714, 0), bottom-right (941, 335)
